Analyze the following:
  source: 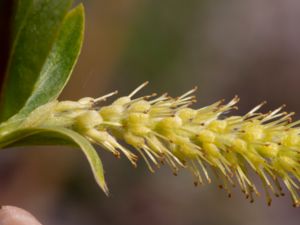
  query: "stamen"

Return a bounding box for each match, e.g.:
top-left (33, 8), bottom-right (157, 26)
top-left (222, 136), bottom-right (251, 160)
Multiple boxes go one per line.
top-left (190, 160), bottom-right (203, 185)
top-left (95, 90), bottom-right (118, 102)
top-left (197, 157), bottom-right (211, 183)
top-left (178, 86), bottom-right (198, 100)
top-left (164, 155), bottom-right (180, 176)
top-left (129, 81), bottom-right (149, 98)
top-left (245, 101), bottom-right (267, 117)
top-left (143, 145), bottom-right (160, 167)
top-left (136, 148), bottom-right (155, 173)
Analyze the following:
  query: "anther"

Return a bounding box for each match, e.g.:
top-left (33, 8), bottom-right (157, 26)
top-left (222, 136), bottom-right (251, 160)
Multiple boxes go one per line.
top-left (113, 152), bottom-right (121, 158)
top-left (267, 199), bottom-right (272, 206)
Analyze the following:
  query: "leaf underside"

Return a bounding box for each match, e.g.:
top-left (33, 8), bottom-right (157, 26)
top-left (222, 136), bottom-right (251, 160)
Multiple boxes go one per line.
top-left (0, 127), bottom-right (108, 195)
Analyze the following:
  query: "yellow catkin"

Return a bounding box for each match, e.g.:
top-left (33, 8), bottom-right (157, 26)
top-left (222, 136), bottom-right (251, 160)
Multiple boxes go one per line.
top-left (38, 82), bottom-right (300, 207)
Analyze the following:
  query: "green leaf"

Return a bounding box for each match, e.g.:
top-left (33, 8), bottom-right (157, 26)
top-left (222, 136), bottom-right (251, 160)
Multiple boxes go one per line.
top-left (0, 0), bottom-right (79, 121)
top-left (15, 4), bottom-right (85, 120)
top-left (0, 127), bottom-right (109, 195)
top-left (11, 0), bottom-right (33, 42)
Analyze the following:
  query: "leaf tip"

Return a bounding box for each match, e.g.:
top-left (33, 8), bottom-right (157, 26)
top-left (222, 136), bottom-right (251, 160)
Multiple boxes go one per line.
top-left (101, 182), bottom-right (110, 197)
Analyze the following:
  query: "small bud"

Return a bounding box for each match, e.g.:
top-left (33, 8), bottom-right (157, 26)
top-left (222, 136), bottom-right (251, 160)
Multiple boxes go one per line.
top-left (75, 111), bottom-right (103, 131)
top-left (197, 130), bottom-right (216, 143)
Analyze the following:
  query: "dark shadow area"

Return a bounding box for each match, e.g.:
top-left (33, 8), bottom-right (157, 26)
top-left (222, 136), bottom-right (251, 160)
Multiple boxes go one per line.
top-left (0, 0), bottom-right (13, 90)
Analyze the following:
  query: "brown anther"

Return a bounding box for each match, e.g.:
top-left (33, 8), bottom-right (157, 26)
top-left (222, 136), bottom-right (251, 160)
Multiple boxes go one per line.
top-left (228, 193), bottom-right (232, 198)
top-left (218, 185), bottom-right (223, 189)
top-left (267, 200), bottom-right (272, 206)
top-left (194, 181), bottom-right (198, 187)
top-left (173, 172), bottom-right (178, 176)
top-left (114, 152), bottom-right (121, 158)
top-left (144, 93), bottom-right (157, 99)
top-left (133, 156), bottom-right (139, 162)
top-left (220, 99), bottom-right (225, 104)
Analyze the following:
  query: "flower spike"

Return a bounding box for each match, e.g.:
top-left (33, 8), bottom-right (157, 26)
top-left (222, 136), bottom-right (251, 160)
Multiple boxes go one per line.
top-left (29, 83), bottom-right (300, 207)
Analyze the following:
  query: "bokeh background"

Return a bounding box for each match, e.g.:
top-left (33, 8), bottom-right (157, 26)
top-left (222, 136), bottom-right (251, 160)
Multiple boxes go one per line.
top-left (1, 0), bottom-right (300, 224)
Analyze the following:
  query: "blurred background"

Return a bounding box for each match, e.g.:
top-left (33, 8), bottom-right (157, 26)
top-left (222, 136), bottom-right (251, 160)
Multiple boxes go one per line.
top-left (1, 0), bottom-right (300, 224)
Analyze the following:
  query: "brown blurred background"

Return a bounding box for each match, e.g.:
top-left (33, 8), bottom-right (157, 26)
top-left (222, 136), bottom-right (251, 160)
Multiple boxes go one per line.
top-left (1, 0), bottom-right (300, 224)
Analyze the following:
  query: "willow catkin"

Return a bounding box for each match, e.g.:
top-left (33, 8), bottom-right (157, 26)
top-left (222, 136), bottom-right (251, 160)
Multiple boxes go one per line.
top-left (35, 82), bottom-right (300, 206)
